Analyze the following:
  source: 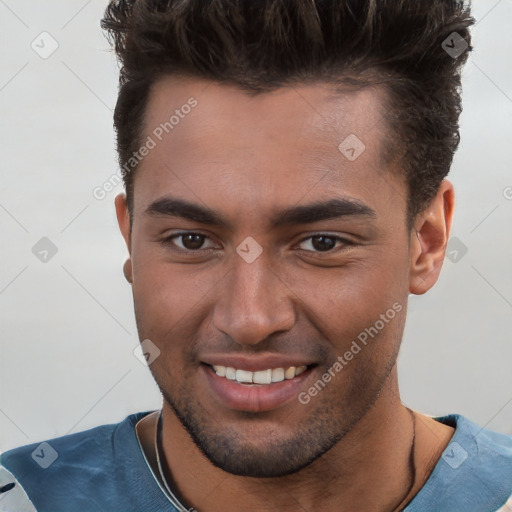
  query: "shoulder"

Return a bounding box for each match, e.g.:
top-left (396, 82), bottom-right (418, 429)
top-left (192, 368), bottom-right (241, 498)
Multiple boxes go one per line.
top-left (407, 414), bottom-right (512, 512)
top-left (0, 411), bottom-right (156, 512)
top-left (446, 414), bottom-right (512, 484)
top-left (1, 411), bottom-right (148, 473)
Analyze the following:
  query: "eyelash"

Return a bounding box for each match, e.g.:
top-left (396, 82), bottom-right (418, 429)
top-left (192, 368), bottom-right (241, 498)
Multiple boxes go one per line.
top-left (162, 232), bottom-right (353, 254)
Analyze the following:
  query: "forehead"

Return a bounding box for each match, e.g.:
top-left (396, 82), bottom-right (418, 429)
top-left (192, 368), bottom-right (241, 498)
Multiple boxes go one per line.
top-left (144, 75), bottom-right (386, 154)
top-left (133, 76), bottom-right (404, 220)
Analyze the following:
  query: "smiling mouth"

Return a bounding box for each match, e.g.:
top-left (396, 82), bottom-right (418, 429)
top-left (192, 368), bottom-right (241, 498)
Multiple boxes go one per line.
top-left (208, 364), bottom-right (308, 385)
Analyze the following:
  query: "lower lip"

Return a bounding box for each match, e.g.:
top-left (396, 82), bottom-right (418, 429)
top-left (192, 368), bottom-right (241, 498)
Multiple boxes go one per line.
top-left (201, 364), bottom-right (313, 413)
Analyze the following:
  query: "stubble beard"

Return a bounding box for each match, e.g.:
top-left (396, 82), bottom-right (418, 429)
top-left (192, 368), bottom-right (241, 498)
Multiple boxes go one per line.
top-left (154, 355), bottom-right (397, 478)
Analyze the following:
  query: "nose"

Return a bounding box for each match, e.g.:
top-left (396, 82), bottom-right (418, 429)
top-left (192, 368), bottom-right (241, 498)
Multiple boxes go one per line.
top-left (212, 255), bottom-right (296, 346)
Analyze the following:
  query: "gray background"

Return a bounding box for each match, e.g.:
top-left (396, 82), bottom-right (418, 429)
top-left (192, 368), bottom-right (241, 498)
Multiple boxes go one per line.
top-left (0, 0), bottom-right (511, 452)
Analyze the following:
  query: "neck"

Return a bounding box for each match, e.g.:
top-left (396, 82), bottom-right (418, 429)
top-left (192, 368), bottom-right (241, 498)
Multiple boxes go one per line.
top-left (158, 369), bottom-right (454, 512)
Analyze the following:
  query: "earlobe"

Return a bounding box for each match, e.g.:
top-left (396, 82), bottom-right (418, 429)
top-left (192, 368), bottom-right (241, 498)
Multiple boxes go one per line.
top-left (409, 181), bottom-right (455, 295)
top-left (123, 258), bottom-right (133, 284)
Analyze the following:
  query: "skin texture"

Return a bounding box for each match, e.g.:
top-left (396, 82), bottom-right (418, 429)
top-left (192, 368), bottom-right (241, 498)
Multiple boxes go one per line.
top-left (116, 76), bottom-right (455, 512)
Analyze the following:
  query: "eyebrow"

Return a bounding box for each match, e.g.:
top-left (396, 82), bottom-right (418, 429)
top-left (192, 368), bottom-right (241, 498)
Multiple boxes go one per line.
top-left (145, 196), bottom-right (376, 228)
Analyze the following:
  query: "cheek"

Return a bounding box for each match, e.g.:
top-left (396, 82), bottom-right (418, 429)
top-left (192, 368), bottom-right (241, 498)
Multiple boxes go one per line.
top-left (131, 271), bottom-right (210, 383)
top-left (290, 253), bottom-right (409, 351)
top-left (130, 253), bottom-right (213, 342)
top-left (298, 260), bottom-right (408, 325)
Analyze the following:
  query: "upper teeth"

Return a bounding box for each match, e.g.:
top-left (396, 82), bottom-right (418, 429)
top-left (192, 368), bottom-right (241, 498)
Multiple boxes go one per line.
top-left (212, 365), bottom-right (307, 384)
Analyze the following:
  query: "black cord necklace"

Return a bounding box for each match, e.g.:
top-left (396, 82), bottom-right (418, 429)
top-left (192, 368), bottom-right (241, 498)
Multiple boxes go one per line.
top-left (155, 412), bottom-right (192, 512)
top-left (389, 407), bottom-right (417, 512)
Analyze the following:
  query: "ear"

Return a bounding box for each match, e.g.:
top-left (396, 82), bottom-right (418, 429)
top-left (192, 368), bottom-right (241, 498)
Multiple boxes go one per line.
top-left (115, 193), bottom-right (133, 284)
top-left (409, 180), bottom-right (455, 295)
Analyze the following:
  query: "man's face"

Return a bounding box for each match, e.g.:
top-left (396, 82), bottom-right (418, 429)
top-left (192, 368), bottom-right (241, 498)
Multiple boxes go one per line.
top-left (122, 77), bottom-right (413, 477)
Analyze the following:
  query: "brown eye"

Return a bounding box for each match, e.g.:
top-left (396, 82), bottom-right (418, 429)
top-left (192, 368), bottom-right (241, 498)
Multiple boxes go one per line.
top-left (168, 233), bottom-right (214, 251)
top-left (311, 236), bottom-right (336, 252)
top-left (180, 234), bottom-right (205, 249)
top-left (298, 235), bottom-right (350, 253)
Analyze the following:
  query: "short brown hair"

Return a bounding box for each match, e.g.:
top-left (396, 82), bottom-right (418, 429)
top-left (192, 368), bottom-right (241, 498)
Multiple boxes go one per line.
top-left (101, 0), bottom-right (474, 222)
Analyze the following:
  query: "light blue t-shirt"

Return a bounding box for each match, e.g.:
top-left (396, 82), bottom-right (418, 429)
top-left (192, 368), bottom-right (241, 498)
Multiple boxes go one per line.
top-left (1, 412), bottom-right (511, 511)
